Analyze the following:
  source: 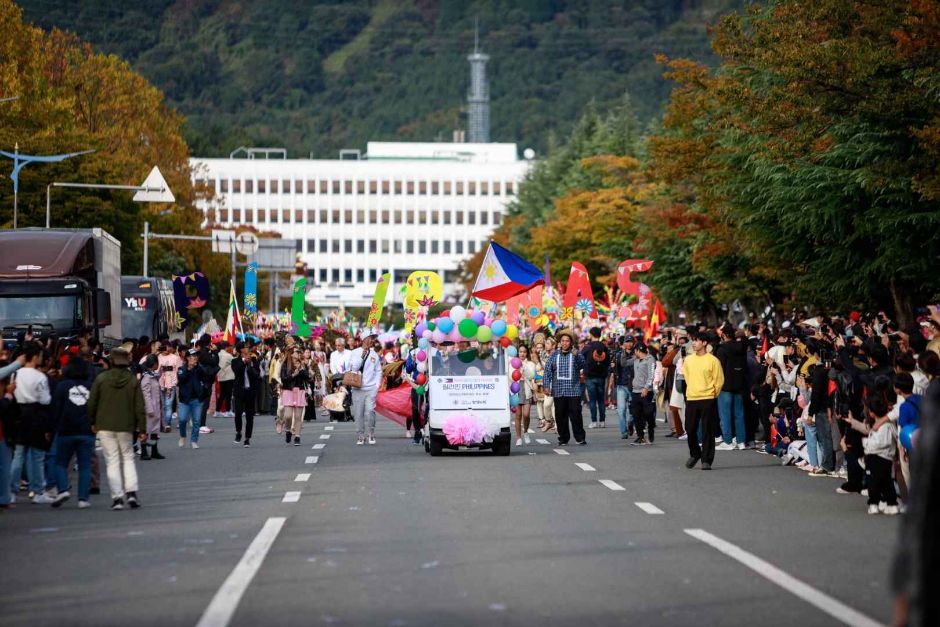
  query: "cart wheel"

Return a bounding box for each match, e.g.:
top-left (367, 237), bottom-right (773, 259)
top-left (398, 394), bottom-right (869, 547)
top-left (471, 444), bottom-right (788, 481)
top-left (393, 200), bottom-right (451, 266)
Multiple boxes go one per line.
top-left (429, 438), bottom-right (443, 456)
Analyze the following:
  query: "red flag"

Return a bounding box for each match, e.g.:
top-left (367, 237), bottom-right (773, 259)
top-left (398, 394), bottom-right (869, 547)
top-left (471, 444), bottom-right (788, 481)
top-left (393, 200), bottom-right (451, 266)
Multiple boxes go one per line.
top-left (647, 298), bottom-right (665, 340)
top-left (759, 335), bottom-right (769, 359)
top-left (562, 262), bottom-right (597, 319)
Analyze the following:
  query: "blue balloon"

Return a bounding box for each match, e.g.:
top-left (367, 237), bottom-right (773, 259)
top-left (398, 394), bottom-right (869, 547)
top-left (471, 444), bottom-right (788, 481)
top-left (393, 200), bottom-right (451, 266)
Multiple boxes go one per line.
top-left (418, 337), bottom-right (429, 349)
top-left (438, 317), bottom-right (455, 334)
top-left (506, 345), bottom-right (518, 358)
top-left (491, 320), bottom-right (507, 337)
top-left (510, 393), bottom-right (520, 407)
top-left (900, 424), bottom-right (917, 451)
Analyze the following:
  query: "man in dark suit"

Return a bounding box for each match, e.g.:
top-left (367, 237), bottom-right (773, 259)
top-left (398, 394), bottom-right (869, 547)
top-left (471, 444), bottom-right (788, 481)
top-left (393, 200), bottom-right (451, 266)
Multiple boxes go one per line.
top-left (231, 341), bottom-right (261, 447)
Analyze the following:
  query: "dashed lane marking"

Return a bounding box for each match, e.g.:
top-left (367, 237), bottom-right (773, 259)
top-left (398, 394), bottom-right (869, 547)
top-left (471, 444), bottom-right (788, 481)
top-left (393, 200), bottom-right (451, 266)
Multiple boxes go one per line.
top-left (282, 491), bottom-right (301, 503)
top-left (196, 517), bottom-right (286, 627)
top-left (684, 529), bottom-right (883, 627)
top-left (312, 443), bottom-right (326, 449)
top-left (635, 502), bottom-right (664, 515)
top-left (295, 473), bottom-right (311, 482)
top-left (553, 448), bottom-right (570, 456)
top-left (598, 479), bottom-right (626, 491)
top-left (324, 426), bottom-right (334, 431)
top-left (319, 434), bottom-right (331, 440)
top-left (535, 439), bottom-right (550, 445)
top-left (305, 456), bottom-right (319, 464)
top-left (574, 463), bottom-right (596, 472)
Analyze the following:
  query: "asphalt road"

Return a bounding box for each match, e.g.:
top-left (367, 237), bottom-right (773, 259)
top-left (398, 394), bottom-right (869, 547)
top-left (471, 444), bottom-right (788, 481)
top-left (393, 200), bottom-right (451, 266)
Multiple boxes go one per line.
top-left (0, 411), bottom-right (898, 627)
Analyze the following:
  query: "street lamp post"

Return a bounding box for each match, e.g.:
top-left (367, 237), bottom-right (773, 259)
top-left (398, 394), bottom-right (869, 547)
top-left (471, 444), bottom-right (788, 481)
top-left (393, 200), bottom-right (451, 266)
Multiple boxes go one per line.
top-left (46, 181), bottom-right (170, 229)
top-left (0, 146), bottom-right (94, 228)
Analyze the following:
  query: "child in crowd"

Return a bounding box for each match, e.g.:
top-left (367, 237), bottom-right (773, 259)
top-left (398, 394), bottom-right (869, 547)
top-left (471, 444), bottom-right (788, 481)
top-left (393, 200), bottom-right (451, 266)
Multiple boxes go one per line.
top-left (846, 396), bottom-right (899, 515)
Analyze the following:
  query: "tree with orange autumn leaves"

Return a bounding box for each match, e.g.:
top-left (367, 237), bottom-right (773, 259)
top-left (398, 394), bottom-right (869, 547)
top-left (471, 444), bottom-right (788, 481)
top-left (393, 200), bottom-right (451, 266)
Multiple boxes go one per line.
top-left (467, 0), bottom-right (940, 324)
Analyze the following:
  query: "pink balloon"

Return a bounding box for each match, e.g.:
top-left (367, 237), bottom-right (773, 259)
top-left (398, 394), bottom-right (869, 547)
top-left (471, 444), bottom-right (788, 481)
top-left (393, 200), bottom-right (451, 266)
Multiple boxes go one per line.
top-left (431, 329), bottom-right (447, 344)
top-left (447, 327), bottom-right (463, 343)
top-left (511, 357), bottom-right (522, 369)
top-left (417, 350), bottom-right (427, 362)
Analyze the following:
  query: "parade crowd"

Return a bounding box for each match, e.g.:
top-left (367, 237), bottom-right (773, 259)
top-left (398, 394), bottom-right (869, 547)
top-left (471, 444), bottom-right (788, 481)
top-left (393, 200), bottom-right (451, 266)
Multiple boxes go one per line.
top-left (1, 306), bottom-right (938, 519)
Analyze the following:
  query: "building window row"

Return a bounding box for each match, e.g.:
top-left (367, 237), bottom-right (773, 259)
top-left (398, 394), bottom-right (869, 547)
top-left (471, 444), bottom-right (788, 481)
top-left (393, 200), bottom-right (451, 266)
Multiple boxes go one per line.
top-left (199, 178), bottom-right (517, 197)
top-left (302, 238), bottom-right (481, 256)
top-left (208, 207), bottom-right (502, 227)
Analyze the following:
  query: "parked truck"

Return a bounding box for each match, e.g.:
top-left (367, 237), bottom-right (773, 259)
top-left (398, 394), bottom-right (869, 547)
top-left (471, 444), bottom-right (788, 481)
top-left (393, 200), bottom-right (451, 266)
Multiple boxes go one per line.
top-left (0, 228), bottom-right (122, 348)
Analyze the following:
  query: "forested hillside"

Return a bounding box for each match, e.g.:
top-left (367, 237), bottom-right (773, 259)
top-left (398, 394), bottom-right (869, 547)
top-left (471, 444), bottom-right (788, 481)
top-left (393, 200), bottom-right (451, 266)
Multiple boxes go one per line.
top-left (19, 0), bottom-right (744, 157)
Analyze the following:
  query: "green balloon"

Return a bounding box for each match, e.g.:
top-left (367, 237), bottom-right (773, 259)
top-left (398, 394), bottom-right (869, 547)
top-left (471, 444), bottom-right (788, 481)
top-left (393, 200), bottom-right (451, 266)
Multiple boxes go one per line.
top-left (458, 318), bottom-right (479, 338)
top-left (427, 321), bottom-right (436, 331)
top-left (476, 325), bottom-right (493, 343)
top-left (416, 385), bottom-right (426, 395)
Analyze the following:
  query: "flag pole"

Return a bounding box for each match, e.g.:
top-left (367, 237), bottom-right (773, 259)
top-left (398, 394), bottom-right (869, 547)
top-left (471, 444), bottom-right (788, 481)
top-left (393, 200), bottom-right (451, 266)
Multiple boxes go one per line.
top-left (231, 279), bottom-right (244, 336)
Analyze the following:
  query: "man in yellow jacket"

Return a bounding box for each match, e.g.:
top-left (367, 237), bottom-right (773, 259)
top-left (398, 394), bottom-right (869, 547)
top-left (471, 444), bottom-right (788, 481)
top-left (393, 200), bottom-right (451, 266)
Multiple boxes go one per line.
top-left (682, 332), bottom-right (724, 470)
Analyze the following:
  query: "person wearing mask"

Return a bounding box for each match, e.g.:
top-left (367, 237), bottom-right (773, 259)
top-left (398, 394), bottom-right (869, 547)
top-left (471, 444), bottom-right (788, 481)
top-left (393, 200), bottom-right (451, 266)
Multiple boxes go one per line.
top-left (139, 354), bottom-right (166, 461)
top-left (609, 335), bottom-right (636, 440)
top-left (216, 341), bottom-right (235, 418)
top-left (157, 341), bottom-right (182, 433)
top-left (10, 343), bottom-right (55, 504)
top-left (543, 329), bottom-right (588, 446)
top-left (88, 346), bottom-right (146, 510)
top-left (682, 332), bottom-right (725, 470)
top-left (715, 322), bottom-right (749, 450)
top-left (50, 357), bottom-right (95, 508)
top-left (177, 350), bottom-right (206, 449)
top-left (231, 342), bottom-right (261, 447)
top-left (279, 347), bottom-right (309, 446)
top-left (629, 343), bottom-right (656, 445)
top-left (349, 333), bottom-right (382, 446)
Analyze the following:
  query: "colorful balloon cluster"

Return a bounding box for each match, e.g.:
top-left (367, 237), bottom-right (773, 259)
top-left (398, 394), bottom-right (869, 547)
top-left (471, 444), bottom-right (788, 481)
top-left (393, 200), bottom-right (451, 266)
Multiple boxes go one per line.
top-left (412, 346), bottom-right (428, 395)
top-left (411, 308), bottom-right (519, 347)
top-left (507, 343), bottom-right (522, 413)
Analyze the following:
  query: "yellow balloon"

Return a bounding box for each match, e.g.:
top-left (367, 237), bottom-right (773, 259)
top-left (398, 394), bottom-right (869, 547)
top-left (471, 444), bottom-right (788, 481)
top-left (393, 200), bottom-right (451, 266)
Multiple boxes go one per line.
top-left (506, 324), bottom-right (519, 340)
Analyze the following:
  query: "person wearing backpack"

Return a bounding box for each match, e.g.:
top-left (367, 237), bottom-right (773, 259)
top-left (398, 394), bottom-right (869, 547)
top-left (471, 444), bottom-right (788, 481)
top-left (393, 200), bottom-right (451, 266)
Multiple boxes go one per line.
top-left (715, 323), bottom-right (749, 450)
top-left (581, 327), bottom-right (611, 429)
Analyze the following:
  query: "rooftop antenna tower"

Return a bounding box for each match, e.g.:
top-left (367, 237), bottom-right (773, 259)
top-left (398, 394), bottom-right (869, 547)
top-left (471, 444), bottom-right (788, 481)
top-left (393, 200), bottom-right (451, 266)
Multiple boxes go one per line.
top-left (466, 19), bottom-right (490, 143)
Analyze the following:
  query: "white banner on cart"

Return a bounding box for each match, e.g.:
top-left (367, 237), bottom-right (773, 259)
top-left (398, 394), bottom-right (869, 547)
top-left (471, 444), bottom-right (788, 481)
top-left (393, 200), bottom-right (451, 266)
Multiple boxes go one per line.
top-left (430, 375), bottom-right (508, 411)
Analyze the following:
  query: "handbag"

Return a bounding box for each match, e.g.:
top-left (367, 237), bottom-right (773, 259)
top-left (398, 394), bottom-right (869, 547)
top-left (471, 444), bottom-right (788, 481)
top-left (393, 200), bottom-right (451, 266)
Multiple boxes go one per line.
top-left (342, 351), bottom-right (368, 388)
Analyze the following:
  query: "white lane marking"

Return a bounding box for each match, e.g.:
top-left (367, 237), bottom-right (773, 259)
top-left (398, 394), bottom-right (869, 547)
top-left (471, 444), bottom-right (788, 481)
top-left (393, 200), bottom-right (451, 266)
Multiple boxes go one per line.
top-left (574, 463), bottom-right (596, 472)
top-left (282, 491), bottom-right (301, 503)
top-left (535, 438), bottom-right (550, 445)
top-left (553, 448), bottom-right (570, 456)
top-left (295, 473), bottom-right (311, 482)
top-left (196, 517), bottom-right (286, 627)
top-left (598, 479), bottom-right (625, 491)
top-left (319, 434), bottom-right (331, 440)
top-left (684, 529), bottom-right (883, 627)
top-left (635, 502), bottom-right (664, 515)
top-left (324, 426), bottom-right (334, 431)
top-left (305, 456), bottom-right (319, 465)
top-left (312, 443), bottom-right (326, 449)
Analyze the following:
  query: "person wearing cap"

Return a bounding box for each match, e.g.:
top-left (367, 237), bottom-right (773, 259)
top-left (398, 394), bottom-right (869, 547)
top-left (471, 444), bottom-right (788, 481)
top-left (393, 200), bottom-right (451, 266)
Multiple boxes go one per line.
top-left (609, 335), bottom-right (636, 440)
top-left (543, 329), bottom-right (588, 446)
top-left (88, 345), bottom-right (146, 510)
top-left (349, 332), bottom-right (383, 445)
top-left (177, 350), bottom-right (207, 450)
top-left (682, 332), bottom-right (724, 470)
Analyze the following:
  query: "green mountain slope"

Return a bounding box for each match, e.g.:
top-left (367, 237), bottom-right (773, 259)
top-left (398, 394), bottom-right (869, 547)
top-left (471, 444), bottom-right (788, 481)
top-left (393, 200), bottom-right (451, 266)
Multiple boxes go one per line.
top-left (19, 0), bottom-right (746, 158)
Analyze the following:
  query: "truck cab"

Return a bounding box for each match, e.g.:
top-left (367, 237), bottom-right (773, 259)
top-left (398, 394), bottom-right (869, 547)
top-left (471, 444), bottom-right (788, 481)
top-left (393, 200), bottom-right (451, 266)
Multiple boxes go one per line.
top-left (0, 228), bottom-right (121, 347)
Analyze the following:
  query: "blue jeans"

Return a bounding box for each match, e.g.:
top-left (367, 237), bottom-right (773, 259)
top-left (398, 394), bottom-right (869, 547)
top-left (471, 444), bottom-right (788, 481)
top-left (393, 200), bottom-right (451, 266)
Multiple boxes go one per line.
top-left (803, 422), bottom-right (818, 468)
top-left (44, 436), bottom-right (57, 490)
top-left (616, 385), bottom-right (632, 435)
top-left (162, 387), bottom-right (176, 428)
top-left (178, 399), bottom-right (203, 442)
top-left (10, 445), bottom-right (45, 494)
top-left (585, 378), bottom-right (607, 423)
top-left (55, 434), bottom-right (95, 500)
top-left (0, 440), bottom-right (12, 505)
top-left (814, 411), bottom-right (835, 472)
top-left (717, 391), bottom-right (746, 445)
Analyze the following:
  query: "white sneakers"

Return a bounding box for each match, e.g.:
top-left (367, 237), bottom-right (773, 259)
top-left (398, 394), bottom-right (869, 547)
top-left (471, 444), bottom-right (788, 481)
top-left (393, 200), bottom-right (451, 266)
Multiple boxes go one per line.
top-left (716, 442), bottom-right (736, 451)
top-left (368, 435), bottom-right (376, 445)
top-left (178, 437), bottom-right (186, 448)
top-left (515, 438), bottom-right (523, 447)
top-left (32, 492), bottom-right (55, 504)
top-left (736, 442), bottom-right (747, 451)
top-left (191, 441), bottom-right (199, 449)
top-left (523, 434), bottom-right (531, 445)
top-left (78, 500), bottom-right (91, 509)
top-left (868, 502), bottom-right (899, 515)
top-left (867, 504), bottom-right (880, 515)
top-left (677, 434), bottom-right (688, 440)
top-left (357, 436), bottom-right (365, 445)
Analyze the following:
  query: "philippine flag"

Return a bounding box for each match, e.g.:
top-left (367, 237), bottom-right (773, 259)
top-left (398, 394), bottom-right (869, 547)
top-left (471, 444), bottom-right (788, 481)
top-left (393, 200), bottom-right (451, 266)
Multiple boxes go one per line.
top-left (471, 242), bottom-right (544, 303)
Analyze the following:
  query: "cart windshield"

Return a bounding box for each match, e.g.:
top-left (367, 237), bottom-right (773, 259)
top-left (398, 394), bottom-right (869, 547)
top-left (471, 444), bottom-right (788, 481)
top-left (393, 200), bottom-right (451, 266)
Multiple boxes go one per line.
top-left (430, 345), bottom-right (506, 377)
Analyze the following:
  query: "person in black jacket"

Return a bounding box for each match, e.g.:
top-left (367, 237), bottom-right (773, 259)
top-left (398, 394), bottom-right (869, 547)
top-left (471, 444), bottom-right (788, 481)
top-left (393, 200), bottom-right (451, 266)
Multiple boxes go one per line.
top-left (231, 342), bottom-right (261, 447)
top-left (177, 350), bottom-right (206, 449)
top-left (806, 340), bottom-right (835, 473)
top-left (715, 324), bottom-right (748, 450)
top-left (50, 357), bottom-right (95, 508)
top-left (196, 335), bottom-right (220, 430)
top-left (581, 327), bottom-right (611, 429)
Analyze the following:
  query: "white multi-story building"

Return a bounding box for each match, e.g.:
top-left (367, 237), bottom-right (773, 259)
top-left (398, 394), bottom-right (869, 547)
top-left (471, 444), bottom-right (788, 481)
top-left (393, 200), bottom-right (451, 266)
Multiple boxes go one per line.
top-left (191, 142), bottom-right (530, 308)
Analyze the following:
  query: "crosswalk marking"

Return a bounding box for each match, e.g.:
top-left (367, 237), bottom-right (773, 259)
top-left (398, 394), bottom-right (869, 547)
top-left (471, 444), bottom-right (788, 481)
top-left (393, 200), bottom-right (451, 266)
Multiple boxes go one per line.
top-left (553, 448), bottom-right (570, 456)
top-left (282, 491), bottom-right (301, 503)
top-left (294, 473), bottom-right (311, 482)
top-left (312, 443), bottom-right (326, 449)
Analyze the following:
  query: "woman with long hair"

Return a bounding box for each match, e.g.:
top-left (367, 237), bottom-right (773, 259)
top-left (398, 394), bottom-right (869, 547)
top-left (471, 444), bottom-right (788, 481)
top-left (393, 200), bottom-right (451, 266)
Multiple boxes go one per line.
top-left (514, 344), bottom-right (536, 447)
top-left (279, 347), bottom-right (309, 446)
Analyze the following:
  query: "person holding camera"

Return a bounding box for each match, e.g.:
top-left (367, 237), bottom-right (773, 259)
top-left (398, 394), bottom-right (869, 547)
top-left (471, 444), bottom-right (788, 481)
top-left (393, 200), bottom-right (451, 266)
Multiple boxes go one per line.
top-left (231, 342), bottom-right (261, 447)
